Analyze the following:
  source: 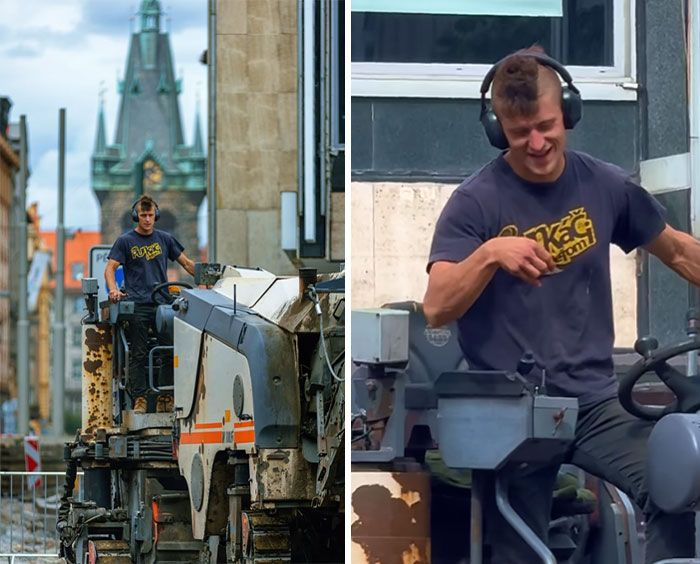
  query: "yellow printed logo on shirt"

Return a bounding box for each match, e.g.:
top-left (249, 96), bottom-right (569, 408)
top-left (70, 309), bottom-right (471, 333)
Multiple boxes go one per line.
top-left (130, 242), bottom-right (163, 261)
top-left (498, 207), bottom-right (596, 266)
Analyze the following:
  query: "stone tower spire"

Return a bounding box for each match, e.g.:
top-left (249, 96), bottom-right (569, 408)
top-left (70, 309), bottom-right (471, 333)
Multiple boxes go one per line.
top-left (193, 94), bottom-right (204, 155)
top-left (93, 86), bottom-right (107, 154)
top-left (91, 3), bottom-right (205, 256)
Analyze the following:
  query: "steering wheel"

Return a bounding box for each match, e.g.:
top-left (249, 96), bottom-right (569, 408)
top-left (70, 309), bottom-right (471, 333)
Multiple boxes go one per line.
top-left (618, 336), bottom-right (700, 421)
top-left (150, 281), bottom-right (193, 305)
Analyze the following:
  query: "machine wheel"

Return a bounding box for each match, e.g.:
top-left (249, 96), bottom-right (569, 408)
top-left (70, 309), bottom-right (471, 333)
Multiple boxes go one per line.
top-left (241, 511), bottom-right (292, 563)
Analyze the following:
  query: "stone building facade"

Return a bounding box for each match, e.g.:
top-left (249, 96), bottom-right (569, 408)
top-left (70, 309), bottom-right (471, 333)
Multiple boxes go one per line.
top-left (212, 0), bottom-right (345, 273)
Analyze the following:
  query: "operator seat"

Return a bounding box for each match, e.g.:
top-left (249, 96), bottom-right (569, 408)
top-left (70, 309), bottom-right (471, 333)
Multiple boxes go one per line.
top-left (383, 301), bottom-right (468, 408)
top-left (385, 301), bottom-right (468, 452)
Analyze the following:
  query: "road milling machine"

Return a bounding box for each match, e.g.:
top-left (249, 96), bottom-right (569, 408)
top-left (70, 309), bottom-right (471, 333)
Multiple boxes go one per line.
top-left (57, 262), bottom-right (345, 563)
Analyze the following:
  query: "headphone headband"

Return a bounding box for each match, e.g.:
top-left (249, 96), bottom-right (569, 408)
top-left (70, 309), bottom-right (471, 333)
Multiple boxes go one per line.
top-left (131, 197), bottom-right (160, 222)
top-left (479, 53), bottom-right (582, 149)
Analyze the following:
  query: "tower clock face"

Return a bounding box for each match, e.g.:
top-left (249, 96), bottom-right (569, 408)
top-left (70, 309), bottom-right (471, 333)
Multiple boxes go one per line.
top-left (143, 159), bottom-right (163, 188)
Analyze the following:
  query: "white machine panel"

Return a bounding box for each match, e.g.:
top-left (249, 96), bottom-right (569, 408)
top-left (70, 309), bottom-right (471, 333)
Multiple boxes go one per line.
top-left (173, 316), bottom-right (203, 418)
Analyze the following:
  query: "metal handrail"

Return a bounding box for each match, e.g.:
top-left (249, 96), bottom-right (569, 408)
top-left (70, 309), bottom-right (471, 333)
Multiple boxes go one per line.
top-left (148, 345), bottom-right (175, 392)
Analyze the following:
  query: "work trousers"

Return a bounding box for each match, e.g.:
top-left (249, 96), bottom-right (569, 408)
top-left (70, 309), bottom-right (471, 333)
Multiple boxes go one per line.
top-left (125, 303), bottom-right (165, 398)
top-left (491, 397), bottom-right (694, 564)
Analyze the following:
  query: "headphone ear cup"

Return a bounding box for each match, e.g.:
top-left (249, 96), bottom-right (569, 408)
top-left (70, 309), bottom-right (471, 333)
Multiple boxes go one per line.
top-left (155, 207), bottom-right (160, 222)
top-left (131, 206), bottom-right (138, 222)
top-left (561, 87), bottom-right (582, 130)
top-left (480, 108), bottom-right (509, 150)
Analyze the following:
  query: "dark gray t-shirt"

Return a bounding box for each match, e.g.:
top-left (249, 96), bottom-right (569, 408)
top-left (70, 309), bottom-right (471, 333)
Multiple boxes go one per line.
top-left (428, 150), bottom-right (666, 407)
top-left (108, 229), bottom-right (184, 304)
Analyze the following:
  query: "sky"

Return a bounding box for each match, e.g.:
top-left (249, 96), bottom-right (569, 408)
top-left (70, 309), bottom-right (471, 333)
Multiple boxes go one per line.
top-left (0, 0), bottom-right (208, 239)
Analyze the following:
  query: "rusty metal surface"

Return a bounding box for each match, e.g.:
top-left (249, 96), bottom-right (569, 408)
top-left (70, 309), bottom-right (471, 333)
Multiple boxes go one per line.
top-left (351, 471), bottom-right (431, 564)
top-left (250, 449), bottom-right (316, 506)
top-left (81, 323), bottom-right (113, 439)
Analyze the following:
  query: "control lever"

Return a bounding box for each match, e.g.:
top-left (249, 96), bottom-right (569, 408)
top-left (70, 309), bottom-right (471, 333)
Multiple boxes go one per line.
top-left (635, 336), bottom-right (659, 359)
top-left (507, 351), bottom-right (537, 394)
top-left (516, 351), bottom-right (536, 377)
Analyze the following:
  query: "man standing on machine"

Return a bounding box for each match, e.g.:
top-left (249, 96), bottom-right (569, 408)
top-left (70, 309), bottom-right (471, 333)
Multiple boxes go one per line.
top-left (105, 194), bottom-right (195, 414)
top-left (424, 46), bottom-right (700, 562)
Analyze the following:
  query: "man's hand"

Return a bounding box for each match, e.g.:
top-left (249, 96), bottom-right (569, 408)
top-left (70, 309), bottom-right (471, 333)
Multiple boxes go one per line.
top-left (108, 288), bottom-right (126, 303)
top-left (486, 236), bottom-right (557, 286)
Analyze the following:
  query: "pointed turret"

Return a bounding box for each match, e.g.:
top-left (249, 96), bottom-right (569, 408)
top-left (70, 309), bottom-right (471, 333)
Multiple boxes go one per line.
top-left (193, 103), bottom-right (204, 155)
top-left (94, 93), bottom-right (107, 154)
top-left (140, 0), bottom-right (161, 33)
top-left (112, 0), bottom-right (183, 169)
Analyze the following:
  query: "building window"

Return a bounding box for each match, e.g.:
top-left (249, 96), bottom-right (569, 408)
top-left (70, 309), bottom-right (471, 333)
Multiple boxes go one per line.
top-left (72, 358), bottom-right (82, 381)
top-left (74, 297), bottom-right (85, 314)
top-left (331, 0), bottom-right (345, 152)
top-left (72, 330), bottom-right (82, 348)
top-left (351, 0), bottom-right (635, 100)
top-left (71, 262), bottom-right (85, 281)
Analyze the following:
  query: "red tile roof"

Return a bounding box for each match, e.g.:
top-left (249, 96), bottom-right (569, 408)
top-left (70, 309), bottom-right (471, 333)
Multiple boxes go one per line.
top-left (39, 230), bottom-right (102, 290)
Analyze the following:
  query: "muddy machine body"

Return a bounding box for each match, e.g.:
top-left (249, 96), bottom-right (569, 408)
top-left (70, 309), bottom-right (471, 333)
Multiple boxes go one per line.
top-left (58, 264), bottom-right (344, 563)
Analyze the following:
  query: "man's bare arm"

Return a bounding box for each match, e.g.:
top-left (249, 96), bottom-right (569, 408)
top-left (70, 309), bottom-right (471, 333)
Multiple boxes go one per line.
top-left (176, 252), bottom-right (195, 276)
top-left (105, 258), bottom-right (126, 302)
top-left (424, 250), bottom-right (499, 328)
top-left (424, 237), bottom-right (556, 327)
top-left (645, 224), bottom-right (700, 285)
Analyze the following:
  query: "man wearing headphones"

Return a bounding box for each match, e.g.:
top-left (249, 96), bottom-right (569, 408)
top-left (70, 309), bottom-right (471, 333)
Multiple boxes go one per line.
top-left (424, 47), bottom-right (700, 561)
top-left (105, 194), bottom-right (195, 414)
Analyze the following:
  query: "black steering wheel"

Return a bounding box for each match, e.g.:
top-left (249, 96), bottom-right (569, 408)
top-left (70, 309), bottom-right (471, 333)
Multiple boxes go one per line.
top-left (618, 336), bottom-right (700, 421)
top-left (150, 281), bottom-right (193, 305)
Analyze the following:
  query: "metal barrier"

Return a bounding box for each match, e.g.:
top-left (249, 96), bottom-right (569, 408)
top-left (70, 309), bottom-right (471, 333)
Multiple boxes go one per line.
top-left (0, 470), bottom-right (81, 562)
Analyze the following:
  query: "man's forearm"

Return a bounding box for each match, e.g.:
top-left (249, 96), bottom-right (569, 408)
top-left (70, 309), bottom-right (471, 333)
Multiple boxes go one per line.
top-left (104, 266), bottom-right (117, 292)
top-left (423, 244), bottom-right (499, 327)
top-left (667, 231), bottom-right (700, 286)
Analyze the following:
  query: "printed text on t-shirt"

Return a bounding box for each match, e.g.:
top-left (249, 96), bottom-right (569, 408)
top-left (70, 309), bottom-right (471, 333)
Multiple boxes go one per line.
top-left (130, 242), bottom-right (163, 261)
top-left (498, 207), bottom-right (596, 265)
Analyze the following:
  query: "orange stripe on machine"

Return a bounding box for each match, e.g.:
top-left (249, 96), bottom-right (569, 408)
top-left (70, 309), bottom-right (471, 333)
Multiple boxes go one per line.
top-left (194, 422), bottom-right (223, 430)
top-left (180, 431), bottom-right (223, 445)
top-left (233, 420), bottom-right (255, 429)
top-left (234, 429), bottom-right (255, 444)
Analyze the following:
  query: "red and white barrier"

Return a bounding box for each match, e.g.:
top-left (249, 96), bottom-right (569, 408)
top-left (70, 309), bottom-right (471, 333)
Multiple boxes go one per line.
top-left (24, 435), bottom-right (42, 489)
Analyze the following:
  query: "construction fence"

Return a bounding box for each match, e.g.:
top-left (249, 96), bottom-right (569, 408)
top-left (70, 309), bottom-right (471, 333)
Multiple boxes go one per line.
top-left (0, 470), bottom-right (80, 563)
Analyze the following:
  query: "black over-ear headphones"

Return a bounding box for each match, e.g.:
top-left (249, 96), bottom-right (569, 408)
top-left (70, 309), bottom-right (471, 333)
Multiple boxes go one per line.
top-left (131, 198), bottom-right (160, 222)
top-left (479, 53), bottom-right (582, 150)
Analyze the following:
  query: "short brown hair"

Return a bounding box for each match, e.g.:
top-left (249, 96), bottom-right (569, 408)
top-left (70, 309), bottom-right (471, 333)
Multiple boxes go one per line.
top-left (491, 46), bottom-right (561, 118)
top-left (136, 194), bottom-right (157, 213)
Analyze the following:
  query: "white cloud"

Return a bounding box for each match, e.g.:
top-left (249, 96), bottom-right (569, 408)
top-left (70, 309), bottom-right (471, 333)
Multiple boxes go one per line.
top-left (0, 0), bottom-right (207, 242)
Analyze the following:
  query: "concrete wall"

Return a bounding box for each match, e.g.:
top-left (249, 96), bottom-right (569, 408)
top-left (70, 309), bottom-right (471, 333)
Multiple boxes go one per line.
top-left (215, 0), bottom-right (297, 274)
top-left (351, 181), bottom-right (638, 348)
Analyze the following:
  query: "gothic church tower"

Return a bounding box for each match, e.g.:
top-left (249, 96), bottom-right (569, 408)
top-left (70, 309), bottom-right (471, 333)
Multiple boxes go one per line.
top-left (91, 0), bottom-right (205, 256)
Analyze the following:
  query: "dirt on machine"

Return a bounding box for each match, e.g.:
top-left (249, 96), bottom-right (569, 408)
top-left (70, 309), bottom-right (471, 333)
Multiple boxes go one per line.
top-left (57, 260), bottom-right (345, 563)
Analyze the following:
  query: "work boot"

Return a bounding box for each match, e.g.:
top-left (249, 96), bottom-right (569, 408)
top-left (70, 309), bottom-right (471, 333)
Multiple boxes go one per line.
top-left (156, 394), bottom-right (174, 413)
top-left (133, 396), bottom-right (147, 414)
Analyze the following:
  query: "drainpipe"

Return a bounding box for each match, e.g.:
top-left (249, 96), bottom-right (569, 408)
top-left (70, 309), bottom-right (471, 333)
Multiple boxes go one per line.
top-left (302, 0), bottom-right (316, 243)
top-left (52, 109), bottom-right (66, 437)
top-left (207, 0), bottom-right (217, 262)
top-left (690, 0), bottom-right (700, 316)
top-left (17, 116), bottom-right (29, 436)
